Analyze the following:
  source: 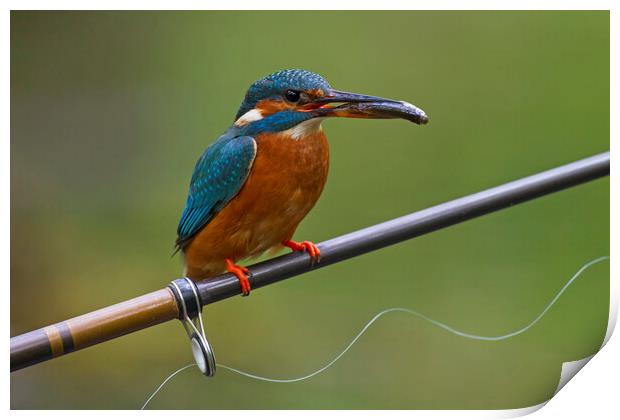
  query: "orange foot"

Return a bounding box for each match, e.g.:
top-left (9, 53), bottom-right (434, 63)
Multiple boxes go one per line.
top-left (283, 239), bottom-right (321, 264)
top-left (225, 258), bottom-right (251, 296)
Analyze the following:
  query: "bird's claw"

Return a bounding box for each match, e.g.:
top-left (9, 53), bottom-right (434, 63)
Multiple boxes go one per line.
top-left (225, 258), bottom-right (251, 296)
top-left (283, 240), bottom-right (321, 265)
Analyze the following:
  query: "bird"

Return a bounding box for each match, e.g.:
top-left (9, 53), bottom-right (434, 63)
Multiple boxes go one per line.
top-left (176, 69), bottom-right (428, 296)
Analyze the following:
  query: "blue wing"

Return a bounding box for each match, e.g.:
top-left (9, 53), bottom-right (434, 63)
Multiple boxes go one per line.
top-left (175, 135), bottom-right (257, 250)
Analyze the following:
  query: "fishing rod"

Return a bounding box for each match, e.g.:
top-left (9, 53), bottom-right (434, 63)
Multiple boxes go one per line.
top-left (10, 151), bottom-right (610, 373)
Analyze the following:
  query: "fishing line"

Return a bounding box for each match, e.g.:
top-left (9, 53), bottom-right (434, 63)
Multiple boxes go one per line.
top-left (141, 255), bottom-right (609, 409)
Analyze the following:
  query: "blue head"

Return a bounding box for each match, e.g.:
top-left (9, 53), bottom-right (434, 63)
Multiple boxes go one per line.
top-left (235, 69), bottom-right (332, 120)
top-left (232, 69), bottom-right (428, 137)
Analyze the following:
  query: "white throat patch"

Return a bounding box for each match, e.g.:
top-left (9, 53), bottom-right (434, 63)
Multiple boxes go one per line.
top-left (282, 118), bottom-right (325, 140)
top-left (234, 108), bottom-right (263, 126)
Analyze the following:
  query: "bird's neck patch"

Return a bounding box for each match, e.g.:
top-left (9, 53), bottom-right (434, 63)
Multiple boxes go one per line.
top-left (281, 118), bottom-right (325, 140)
top-left (235, 108), bottom-right (264, 126)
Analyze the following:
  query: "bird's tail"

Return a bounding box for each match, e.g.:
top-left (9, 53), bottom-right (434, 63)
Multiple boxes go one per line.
top-left (171, 237), bottom-right (185, 258)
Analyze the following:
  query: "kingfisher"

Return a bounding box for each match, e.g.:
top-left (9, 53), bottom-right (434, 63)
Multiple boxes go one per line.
top-left (176, 69), bottom-right (428, 296)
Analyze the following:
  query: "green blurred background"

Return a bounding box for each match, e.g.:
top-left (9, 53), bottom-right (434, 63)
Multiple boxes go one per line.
top-left (10, 11), bottom-right (609, 409)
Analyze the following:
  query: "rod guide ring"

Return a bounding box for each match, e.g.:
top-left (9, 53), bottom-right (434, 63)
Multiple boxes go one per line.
top-left (169, 278), bottom-right (216, 376)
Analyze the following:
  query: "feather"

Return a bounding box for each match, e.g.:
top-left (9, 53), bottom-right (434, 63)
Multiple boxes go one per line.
top-left (175, 135), bottom-right (257, 251)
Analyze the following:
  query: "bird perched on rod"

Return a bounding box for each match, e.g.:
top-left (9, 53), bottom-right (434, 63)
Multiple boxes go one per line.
top-left (176, 69), bottom-right (428, 296)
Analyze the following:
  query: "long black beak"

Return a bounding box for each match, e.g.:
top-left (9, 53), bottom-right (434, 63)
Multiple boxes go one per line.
top-left (312, 89), bottom-right (429, 125)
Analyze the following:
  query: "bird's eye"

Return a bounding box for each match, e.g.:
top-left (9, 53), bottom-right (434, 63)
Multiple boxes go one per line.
top-left (284, 90), bottom-right (301, 103)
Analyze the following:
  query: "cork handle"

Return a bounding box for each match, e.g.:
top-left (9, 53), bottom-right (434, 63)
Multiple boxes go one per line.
top-left (11, 288), bottom-right (179, 371)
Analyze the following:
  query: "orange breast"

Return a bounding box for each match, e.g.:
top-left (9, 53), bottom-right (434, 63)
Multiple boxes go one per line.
top-left (184, 129), bottom-right (329, 279)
